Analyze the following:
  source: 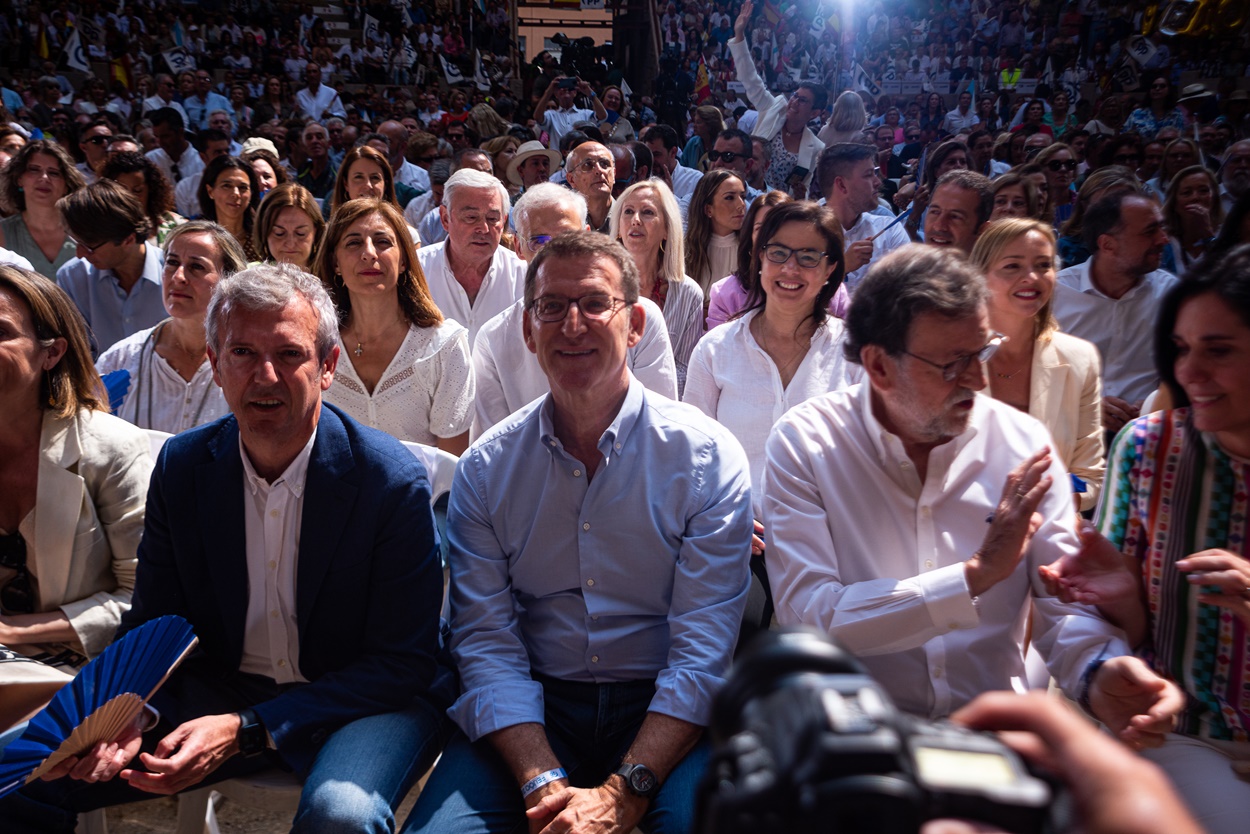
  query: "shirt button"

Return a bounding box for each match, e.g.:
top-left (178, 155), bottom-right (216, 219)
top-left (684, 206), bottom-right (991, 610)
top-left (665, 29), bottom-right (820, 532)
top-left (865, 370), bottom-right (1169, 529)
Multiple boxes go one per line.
top-left (582, 522), bottom-right (590, 531)
top-left (572, 469), bottom-right (581, 477)
top-left (268, 560), bottom-right (277, 569)
top-left (591, 615), bottom-right (599, 621)
top-left (269, 509), bottom-right (280, 518)
top-left (278, 659), bottom-right (287, 667)
top-left (185, 397), bottom-right (192, 404)
top-left (587, 579), bottom-right (595, 587)
top-left (921, 507), bottom-right (931, 518)
top-left (270, 609), bottom-right (278, 618)
top-left (614, 442), bottom-right (621, 450)
top-left (924, 560), bottom-right (933, 568)
top-left (933, 667), bottom-right (943, 678)
top-left (900, 461), bottom-right (910, 469)
top-left (591, 655), bottom-right (599, 663)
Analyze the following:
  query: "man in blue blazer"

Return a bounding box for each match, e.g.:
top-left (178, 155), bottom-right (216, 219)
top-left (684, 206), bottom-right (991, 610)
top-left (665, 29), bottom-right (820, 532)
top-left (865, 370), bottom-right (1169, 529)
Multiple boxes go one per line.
top-left (3, 264), bottom-right (454, 834)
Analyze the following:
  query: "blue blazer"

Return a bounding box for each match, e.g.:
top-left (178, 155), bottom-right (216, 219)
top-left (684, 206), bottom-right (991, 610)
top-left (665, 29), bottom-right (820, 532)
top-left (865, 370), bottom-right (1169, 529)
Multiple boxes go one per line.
top-left (121, 404), bottom-right (453, 775)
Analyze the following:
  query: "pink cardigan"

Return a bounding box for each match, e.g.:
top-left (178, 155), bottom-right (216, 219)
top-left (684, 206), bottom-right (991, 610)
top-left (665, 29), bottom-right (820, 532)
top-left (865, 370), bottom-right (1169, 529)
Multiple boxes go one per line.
top-left (706, 274), bottom-right (850, 330)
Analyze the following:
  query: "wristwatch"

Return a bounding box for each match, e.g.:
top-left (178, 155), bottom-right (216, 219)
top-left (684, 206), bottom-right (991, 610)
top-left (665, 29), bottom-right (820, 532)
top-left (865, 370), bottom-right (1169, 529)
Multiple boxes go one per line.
top-left (236, 708), bottom-right (267, 758)
top-left (614, 762), bottom-right (660, 800)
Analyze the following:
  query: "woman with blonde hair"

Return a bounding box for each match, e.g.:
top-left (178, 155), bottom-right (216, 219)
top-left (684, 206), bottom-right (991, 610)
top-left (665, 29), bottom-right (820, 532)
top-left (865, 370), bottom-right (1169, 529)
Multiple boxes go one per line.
top-left (315, 199), bottom-right (473, 452)
top-left (481, 135), bottom-right (521, 198)
top-left (253, 183), bottom-right (325, 270)
top-left (0, 265), bottom-right (151, 663)
top-left (608, 179), bottom-right (705, 393)
top-left (817, 90), bottom-right (868, 146)
top-left (970, 217), bottom-right (1104, 511)
top-left (1162, 164), bottom-right (1224, 276)
top-left (684, 168), bottom-right (747, 294)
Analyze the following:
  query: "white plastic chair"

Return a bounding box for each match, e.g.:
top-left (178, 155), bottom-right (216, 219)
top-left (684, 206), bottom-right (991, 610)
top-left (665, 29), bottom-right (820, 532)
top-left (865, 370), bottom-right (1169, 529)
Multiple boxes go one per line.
top-left (172, 444), bottom-right (459, 834)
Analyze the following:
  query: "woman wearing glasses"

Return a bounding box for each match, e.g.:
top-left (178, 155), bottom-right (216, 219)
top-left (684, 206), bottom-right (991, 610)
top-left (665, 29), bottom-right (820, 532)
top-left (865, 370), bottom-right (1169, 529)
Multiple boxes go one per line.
top-left (969, 218), bottom-right (1104, 511)
top-left (0, 141), bottom-right (87, 279)
top-left (1035, 144), bottom-right (1079, 231)
top-left (728, 1), bottom-right (826, 196)
top-left (609, 180), bottom-right (705, 394)
top-left (1124, 74), bottom-right (1187, 141)
top-left (684, 202), bottom-right (854, 540)
top-left (1163, 165), bottom-right (1224, 277)
top-left (0, 265), bottom-right (151, 665)
top-left (317, 199), bottom-right (473, 453)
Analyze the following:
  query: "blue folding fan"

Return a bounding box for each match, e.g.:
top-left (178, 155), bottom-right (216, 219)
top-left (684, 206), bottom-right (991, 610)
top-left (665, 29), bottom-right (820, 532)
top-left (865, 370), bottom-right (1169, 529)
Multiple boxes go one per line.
top-left (0, 615), bottom-right (198, 797)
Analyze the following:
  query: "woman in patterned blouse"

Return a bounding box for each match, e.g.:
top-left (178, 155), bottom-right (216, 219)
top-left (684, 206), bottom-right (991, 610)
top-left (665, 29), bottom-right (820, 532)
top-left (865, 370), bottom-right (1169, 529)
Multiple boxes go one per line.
top-left (1044, 245), bottom-right (1250, 834)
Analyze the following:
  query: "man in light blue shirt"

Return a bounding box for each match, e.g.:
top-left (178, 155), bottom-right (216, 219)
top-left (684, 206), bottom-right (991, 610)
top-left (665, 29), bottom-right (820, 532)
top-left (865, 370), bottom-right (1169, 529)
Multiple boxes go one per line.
top-left (404, 232), bottom-right (752, 834)
top-left (183, 69), bottom-right (234, 131)
top-left (55, 181), bottom-right (166, 357)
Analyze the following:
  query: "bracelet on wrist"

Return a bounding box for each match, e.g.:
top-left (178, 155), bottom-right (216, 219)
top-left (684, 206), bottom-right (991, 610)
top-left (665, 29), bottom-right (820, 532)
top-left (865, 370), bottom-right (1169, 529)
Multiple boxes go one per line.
top-left (522, 767), bottom-right (568, 798)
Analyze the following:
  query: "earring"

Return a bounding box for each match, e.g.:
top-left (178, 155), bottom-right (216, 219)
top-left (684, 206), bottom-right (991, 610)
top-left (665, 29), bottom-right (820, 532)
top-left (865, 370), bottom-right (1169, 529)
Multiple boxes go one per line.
top-left (44, 371), bottom-right (55, 407)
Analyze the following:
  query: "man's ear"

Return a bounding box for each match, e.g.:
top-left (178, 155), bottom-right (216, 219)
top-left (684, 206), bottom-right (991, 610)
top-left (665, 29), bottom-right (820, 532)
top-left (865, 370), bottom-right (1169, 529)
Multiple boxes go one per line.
top-left (522, 307), bottom-right (538, 354)
top-left (626, 300), bottom-right (645, 349)
top-left (860, 343), bottom-right (897, 392)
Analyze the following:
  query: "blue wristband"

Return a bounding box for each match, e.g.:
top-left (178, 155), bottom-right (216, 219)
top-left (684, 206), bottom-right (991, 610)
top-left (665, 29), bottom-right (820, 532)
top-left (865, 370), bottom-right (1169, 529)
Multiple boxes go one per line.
top-left (522, 767), bottom-right (568, 798)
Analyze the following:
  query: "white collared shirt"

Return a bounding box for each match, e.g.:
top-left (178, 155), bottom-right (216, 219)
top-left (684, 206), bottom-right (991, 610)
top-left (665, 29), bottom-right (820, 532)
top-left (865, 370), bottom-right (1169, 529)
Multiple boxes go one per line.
top-left (417, 241), bottom-right (526, 346)
top-left (145, 144), bottom-right (203, 185)
top-left (395, 159), bottom-right (430, 192)
top-left (471, 297), bottom-right (679, 439)
top-left (683, 310), bottom-right (860, 517)
top-left (1053, 260), bottom-right (1178, 403)
top-left (763, 383), bottom-right (1129, 718)
top-left (541, 104), bottom-right (595, 150)
top-left (238, 429), bottom-right (317, 683)
top-left (295, 84), bottom-right (345, 121)
top-left (842, 211), bottom-right (912, 292)
top-left (670, 162), bottom-right (703, 203)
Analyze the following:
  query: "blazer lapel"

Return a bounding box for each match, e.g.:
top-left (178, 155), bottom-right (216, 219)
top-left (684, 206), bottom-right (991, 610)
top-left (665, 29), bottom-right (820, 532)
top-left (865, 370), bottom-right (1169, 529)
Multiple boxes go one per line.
top-left (34, 413), bottom-right (84, 607)
top-left (1030, 339), bottom-right (1066, 431)
top-left (295, 407), bottom-right (357, 632)
top-left (195, 420), bottom-right (249, 659)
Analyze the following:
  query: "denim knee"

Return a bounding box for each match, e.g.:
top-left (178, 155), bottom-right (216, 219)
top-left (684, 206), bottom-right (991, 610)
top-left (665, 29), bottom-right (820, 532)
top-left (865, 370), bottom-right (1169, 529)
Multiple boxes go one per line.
top-left (292, 779), bottom-right (395, 834)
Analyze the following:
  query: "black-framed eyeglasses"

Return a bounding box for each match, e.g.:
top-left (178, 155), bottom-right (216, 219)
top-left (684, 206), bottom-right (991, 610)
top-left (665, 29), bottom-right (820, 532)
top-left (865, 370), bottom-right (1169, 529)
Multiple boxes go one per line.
top-left (0, 532), bottom-right (33, 615)
top-left (707, 149), bottom-right (746, 164)
top-left (68, 235), bottom-right (113, 254)
top-left (1113, 154), bottom-right (1140, 165)
top-left (530, 293), bottom-right (628, 322)
top-left (906, 133), bottom-right (922, 141)
top-left (1046, 159), bottom-right (1077, 172)
top-left (83, 135), bottom-right (111, 145)
top-left (762, 243), bottom-right (829, 269)
top-left (901, 333), bottom-right (1005, 382)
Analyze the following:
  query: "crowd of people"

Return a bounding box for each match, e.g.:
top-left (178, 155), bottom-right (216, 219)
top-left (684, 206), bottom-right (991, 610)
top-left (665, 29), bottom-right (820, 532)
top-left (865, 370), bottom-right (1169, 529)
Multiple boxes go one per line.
top-left (1, 0), bottom-right (1249, 832)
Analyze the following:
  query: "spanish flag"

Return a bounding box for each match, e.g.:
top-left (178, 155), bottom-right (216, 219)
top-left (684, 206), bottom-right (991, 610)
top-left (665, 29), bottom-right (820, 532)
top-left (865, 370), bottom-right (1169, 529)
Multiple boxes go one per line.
top-left (695, 55), bottom-right (710, 103)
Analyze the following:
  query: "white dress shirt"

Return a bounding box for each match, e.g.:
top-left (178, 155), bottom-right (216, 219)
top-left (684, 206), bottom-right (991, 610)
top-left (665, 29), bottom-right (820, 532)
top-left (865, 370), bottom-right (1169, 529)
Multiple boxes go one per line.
top-left (239, 429), bottom-right (317, 683)
top-left (683, 310), bottom-right (860, 517)
top-left (174, 172), bottom-right (203, 218)
top-left (670, 162), bottom-right (703, 203)
top-left (540, 104), bottom-right (595, 150)
top-left (146, 144), bottom-right (203, 185)
top-left (941, 107), bottom-right (980, 133)
top-left (842, 212), bottom-right (912, 292)
top-left (1053, 259), bottom-right (1178, 403)
top-left (763, 383), bottom-right (1130, 718)
top-left (295, 84), bottom-right (346, 121)
top-left (323, 321), bottom-right (475, 444)
top-left (416, 241), bottom-right (527, 347)
top-left (404, 191), bottom-right (436, 228)
top-left (471, 297), bottom-right (679, 439)
top-left (142, 96), bottom-right (189, 127)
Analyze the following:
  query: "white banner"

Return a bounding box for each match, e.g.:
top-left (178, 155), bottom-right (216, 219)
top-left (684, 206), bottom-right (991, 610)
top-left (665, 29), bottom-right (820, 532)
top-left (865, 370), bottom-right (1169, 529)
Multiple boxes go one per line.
top-left (852, 63), bottom-right (880, 97)
top-left (64, 29), bottom-right (90, 72)
top-left (1114, 58), bottom-right (1140, 91)
top-left (76, 17), bottom-right (104, 45)
top-left (439, 53), bottom-right (464, 86)
top-left (1126, 35), bottom-right (1157, 67)
top-left (473, 50), bottom-right (490, 91)
top-left (162, 47), bottom-right (196, 73)
top-left (400, 36), bottom-right (417, 69)
top-left (362, 14), bottom-right (383, 44)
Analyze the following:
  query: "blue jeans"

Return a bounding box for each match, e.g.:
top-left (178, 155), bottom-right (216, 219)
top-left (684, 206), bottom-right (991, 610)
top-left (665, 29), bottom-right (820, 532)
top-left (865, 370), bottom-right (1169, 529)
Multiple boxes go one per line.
top-left (402, 676), bottom-right (709, 834)
top-left (0, 694), bottom-right (449, 834)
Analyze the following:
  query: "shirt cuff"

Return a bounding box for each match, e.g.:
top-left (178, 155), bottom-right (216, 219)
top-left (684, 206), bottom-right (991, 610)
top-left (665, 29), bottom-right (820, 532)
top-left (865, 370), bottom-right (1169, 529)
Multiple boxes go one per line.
top-left (919, 562), bottom-right (981, 633)
top-left (448, 679), bottom-right (547, 742)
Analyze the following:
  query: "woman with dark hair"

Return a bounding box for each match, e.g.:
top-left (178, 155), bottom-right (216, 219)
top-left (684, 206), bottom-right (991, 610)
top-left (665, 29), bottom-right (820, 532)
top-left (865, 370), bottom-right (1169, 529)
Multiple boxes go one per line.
top-left (0, 265), bottom-right (151, 663)
top-left (919, 91), bottom-right (945, 140)
top-left (1035, 143), bottom-right (1079, 230)
top-left (99, 151), bottom-right (183, 245)
top-left (253, 75), bottom-right (295, 125)
top-left (707, 189), bottom-right (792, 329)
top-left (684, 168), bottom-right (747, 293)
top-left (977, 94), bottom-right (1001, 132)
top-left (989, 171), bottom-right (1044, 222)
top-left (327, 145), bottom-right (421, 243)
top-left (1044, 245), bottom-right (1250, 834)
top-left (0, 140), bottom-right (87, 277)
top-left (1208, 188), bottom-right (1250, 262)
top-left (684, 201), bottom-right (853, 531)
top-left (681, 105), bottom-right (725, 171)
top-left (1163, 165), bottom-right (1224, 276)
top-left (96, 221), bottom-right (247, 433)
top-left (1124, 74), bottom-right (1186, 140)
top-left (1010, 99), bottom-right (1053, 136)
top-left (898, 139), bottom-right (969, 224)
top-left (1146, 138), bottom-right (1200, 203)
top-left (241, 146), bottom-right (289, 196)
top-left (254, 182), bottom-right (325, 270)
top-left (315, 199), bottom-right (473, 452)
top-left (1097, 133), bottom-right (1143, 170)
top-left (196, 156), bottom-right (261, 261)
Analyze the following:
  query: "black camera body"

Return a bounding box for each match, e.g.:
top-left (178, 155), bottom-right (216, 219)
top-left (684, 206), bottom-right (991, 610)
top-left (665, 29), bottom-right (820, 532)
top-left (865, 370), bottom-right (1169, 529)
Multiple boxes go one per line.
top-left (697, 630), bottom-right (1065, 834)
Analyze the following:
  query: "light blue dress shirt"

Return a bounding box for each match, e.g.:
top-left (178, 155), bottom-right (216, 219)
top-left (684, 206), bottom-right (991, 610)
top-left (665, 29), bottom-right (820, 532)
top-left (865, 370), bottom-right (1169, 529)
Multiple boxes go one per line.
top-left (447, 377), bottom-right (753, 741)
top-left (56, 243), bottom-right (167, 356)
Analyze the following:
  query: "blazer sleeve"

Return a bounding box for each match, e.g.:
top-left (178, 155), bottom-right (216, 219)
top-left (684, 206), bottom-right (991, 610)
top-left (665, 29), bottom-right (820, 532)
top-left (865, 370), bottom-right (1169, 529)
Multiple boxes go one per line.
top-left (1064, 335), bottom-right (1106, 512)
top-left (728, 37), bottom-right (782, 128)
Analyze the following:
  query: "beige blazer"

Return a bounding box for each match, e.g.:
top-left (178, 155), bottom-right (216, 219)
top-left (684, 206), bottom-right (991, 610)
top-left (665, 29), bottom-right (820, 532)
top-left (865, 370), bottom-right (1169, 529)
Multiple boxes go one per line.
top-left (33, 409), bottom-right (152, 657)
top-left (991, 331), bottom-right (1105, 512)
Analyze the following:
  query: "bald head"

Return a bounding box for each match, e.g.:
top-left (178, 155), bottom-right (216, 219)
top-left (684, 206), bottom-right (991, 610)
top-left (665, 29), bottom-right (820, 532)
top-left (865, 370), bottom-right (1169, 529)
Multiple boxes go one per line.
top-left (378, 121), bottom-right (407, 168)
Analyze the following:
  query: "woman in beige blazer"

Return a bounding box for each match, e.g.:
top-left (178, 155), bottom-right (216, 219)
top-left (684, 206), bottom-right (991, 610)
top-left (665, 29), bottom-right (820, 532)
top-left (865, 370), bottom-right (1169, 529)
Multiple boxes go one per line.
top-left (971, 218), bottom-right (1105, 512)
top-left (0, 266), bottom-right (151, 663)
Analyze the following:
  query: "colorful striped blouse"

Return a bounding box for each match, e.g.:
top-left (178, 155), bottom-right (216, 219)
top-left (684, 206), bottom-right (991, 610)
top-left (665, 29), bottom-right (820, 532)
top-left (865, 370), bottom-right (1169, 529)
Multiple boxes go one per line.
top-left (1098, 408), bottom-right (1250, 741)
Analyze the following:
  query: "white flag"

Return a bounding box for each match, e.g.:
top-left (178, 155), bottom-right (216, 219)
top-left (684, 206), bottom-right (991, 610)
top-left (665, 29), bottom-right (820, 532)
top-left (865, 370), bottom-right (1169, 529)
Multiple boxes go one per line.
top-left (1126, 35), bottom-right (1158, 67)
top-left (162, 47), bottom-right (197, 73)
top-left (1041, 57), bottom-right (1054, 86)
top-left (852, 63), bottom-right (881, 97)
top-left (401, 36), bottom-right (418, 70)
top-left (473, 50), bottom-right (490, 91)
top-left (363, 14), bottom-right (383, 44)
top-left (64, 29), bottom-right (91, 72)
top-left (620, 78), bottom-right (633, 98)
top-left (440, 53), bottom-right (464, 86)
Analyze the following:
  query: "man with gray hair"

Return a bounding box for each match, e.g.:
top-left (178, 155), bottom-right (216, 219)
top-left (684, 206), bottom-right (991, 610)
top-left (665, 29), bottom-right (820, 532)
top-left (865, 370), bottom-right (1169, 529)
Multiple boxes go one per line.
top-left (418, 167), bottom-right (527, 344)
top-left (4, 264), bottom-right (455, 833)
top-left (471, 183), bottom-right (678, 436)
top-left (406, 231), bottom-right (751, 834)
top-left (763, 244), bottom-right (1183, 739)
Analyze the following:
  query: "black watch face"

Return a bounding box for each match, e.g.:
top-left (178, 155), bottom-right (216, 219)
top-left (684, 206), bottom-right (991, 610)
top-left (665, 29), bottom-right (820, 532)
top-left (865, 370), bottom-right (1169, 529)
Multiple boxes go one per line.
top-left (629, 766), bottom-right (657, 795)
